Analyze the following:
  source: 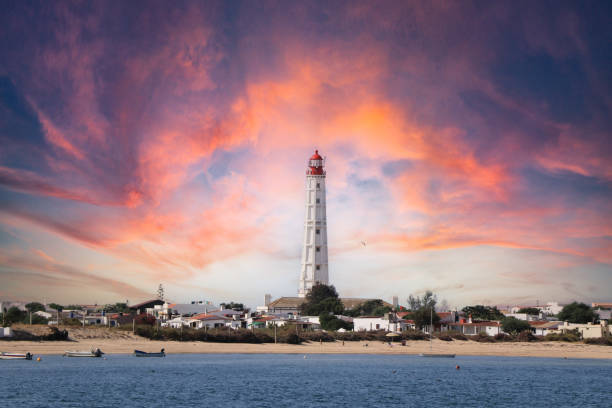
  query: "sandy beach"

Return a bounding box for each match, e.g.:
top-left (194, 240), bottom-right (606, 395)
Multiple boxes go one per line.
top-left (2, 338), bottom-right (611, 359)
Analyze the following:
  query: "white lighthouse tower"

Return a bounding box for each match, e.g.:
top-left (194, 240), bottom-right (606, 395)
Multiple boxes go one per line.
top-left (298, 150), bottom-right (329, 297)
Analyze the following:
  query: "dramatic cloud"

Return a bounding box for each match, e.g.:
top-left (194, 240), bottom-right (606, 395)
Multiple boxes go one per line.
top-left (0, 1), bottom-right (610, 306)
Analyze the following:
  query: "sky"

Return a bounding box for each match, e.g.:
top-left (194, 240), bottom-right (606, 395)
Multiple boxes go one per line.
top-left (0, 1), bottom-right (610, 309)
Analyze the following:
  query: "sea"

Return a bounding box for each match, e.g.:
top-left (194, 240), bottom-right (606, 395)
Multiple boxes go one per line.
top-left (2, 353), bottom-right (611, 407)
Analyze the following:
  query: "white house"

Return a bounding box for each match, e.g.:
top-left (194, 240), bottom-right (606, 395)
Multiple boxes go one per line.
top-left (559, 321), bottom-right (610, 339)
top-left (34, 311), bottom-right (53, 320)
top-left (162, 316), bottom-right (189, 328)
top-left (504, 313), bottom-right (541, 321)
top-left (353, 316), bottom-right (406, 332)
top-left (541, 302), bottom-right (564, 316)
top-left (187, 314), bottom-right (232, 329)
top-left (529, 321), bottom-right (562, 336)
top-left (448, 321), bottom-right (502, 336)
top-left (0, 327), bottom-right (13, 338)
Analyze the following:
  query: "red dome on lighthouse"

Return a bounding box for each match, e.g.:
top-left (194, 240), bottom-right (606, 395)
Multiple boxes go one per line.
top-left (310, 150), bottom-right (323, 160)
top-left (307, 149), bottom-right (325, 175)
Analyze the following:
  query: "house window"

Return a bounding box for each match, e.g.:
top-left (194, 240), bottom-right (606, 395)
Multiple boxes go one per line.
top-left (316, 265), bottom-right (320, 270)
top-left (316, 198), bottom-right (320, 204)
top-left (316, 246), bottom-right (320, 252)
top-left (316, 229), bottom-right (320, 234)
top-left (316, 183), bottom-right (320, 188)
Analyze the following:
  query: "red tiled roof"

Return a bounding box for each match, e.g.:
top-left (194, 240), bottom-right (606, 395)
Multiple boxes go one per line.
top-left (191, 313), bottom-right (230, 321)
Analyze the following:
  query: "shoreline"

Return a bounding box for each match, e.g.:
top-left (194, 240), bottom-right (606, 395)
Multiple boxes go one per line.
top-left (2, 339), bottom-right (611, 359)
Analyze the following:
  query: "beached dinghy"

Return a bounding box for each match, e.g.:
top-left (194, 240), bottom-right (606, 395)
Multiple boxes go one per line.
top-left (64, 348), bottom-right (104, 357)
top-left (0, 352), bottom-right (33, 360)
top-left (134, 348), bottom-right (165, 357)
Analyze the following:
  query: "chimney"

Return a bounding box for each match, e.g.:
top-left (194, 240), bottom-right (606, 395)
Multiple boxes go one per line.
top-left (468, 314), bottom-right (473, 324)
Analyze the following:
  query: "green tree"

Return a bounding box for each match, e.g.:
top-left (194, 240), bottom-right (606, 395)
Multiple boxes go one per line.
top-left (25, 302), bottom-right (45, 313)
top-left (411, 306), bottom-right (440, 330)
top-left (4, 306), bottom-right (27, 325)
top-left (319, 312), bottom-right (353, 331)
top-left (405, 291), bottom-right (440, 330)
top-left (558, 302), bottom-right (598, 324)
top-left (501, 317), bottom-right (532, 335)
top-left (103, 303), bottom-right (129, 313)
top-left (29, 314), bottom-right (48, 324)
top-left (344, 299), bottom-right (392, 317)
top-left (300, 283), bottom-right (344, 316)
top-left (406, 291), bottom-right (437, 311)
top-left (48, 303), bottom-right (64, 311)
top-left (518, 307), bottom-right (540, 315)
top-left (462, 305), bottom-right (505, 321)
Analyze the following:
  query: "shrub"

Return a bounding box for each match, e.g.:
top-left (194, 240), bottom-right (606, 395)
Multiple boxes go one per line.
top-left (494, 333), bottom-right (512, 342)
top-left (516, 330), bottom-right (537, 342)
top-left (301, 331), bottom-right (335, 342)
top-left (61, 318), bottom-right (83, 326)
top-left (284, 333), bottom-right (302, 344)
top-left (501, 317), bottom-right (532, 335)
top-left (437, 335), bottom-right (452, 342)
top-left (335, 331), bottom-right (376, 341)
top-left (544, 332), bottom-right (581, 342)
top-left (584, 337), bottom-right (612, 346)
top-left (42, 327), bottom-right (69, 341)
top-left (401, 330), bottom-right (428, 341)
top-left (449, 332), bottom-right (468, 341)
top-left (469, 332), bottom-right (494, 342)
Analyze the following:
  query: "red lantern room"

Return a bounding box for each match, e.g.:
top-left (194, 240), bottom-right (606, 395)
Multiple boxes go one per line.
top-left (307, 150), bottom-right (325, 175)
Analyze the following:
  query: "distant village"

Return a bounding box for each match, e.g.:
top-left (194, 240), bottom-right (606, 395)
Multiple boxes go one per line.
top-left (1, 288), bottom-right (611, 341)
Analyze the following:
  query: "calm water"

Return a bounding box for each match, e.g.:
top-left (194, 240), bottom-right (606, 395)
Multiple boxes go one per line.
top-left (1, 354), bottom-right (611, 407)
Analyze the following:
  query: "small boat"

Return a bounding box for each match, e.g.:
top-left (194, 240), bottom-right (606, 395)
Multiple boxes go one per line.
top-left (0, 352), bottom-right (33, 360)
top-left (134, 348), bottom-right (165, 357)
top-left (419, 353), bottom-right (456, 358)
top-left (64, 348), bottom-right (104, 357)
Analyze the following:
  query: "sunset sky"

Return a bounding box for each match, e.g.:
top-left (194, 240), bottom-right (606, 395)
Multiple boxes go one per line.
top-left (1, 1), bottom-right (610, 308)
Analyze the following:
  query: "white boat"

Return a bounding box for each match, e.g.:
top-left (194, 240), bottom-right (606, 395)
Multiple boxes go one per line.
top-left (0, 352), bottom-right (33, 360)
top-left (64, 348), bottom-right (104, 357)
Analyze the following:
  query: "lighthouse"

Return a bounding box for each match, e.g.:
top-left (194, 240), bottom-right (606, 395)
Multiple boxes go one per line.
top-left (298, 150), bottom-right (329, 297)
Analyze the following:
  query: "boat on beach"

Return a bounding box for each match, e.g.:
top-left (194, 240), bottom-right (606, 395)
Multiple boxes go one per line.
top-left (0, 352), bottom-right (33, 360)
top-left (134, 348), bottom-right (165, 357)
top-left (64, 348), bottom-right (104, 357)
